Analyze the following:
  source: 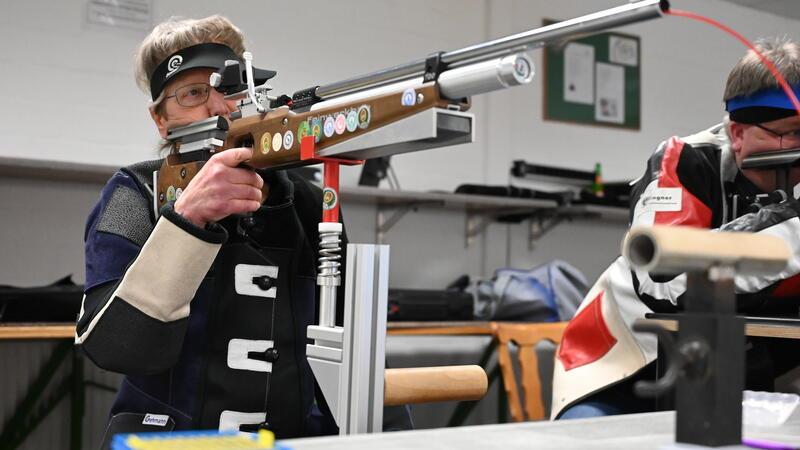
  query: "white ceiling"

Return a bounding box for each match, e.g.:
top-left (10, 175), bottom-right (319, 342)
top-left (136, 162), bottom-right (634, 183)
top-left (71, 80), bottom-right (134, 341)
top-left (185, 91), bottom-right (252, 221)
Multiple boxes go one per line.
top-left (720, 0), bottom-right (800, 20)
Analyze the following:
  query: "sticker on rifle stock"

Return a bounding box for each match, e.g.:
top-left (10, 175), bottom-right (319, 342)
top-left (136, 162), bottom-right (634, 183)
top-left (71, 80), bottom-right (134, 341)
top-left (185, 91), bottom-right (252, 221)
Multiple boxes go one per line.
top-left (166, 186), bottom-right (176, 202)
top-left (357, 105), bottom-right (371, 129)
top-left (283, 130), bottom-right (294, 150)
top-left (261, 132), bottom-right (272, 154)
top-left (323, 116), bottom-right (335, 138)
top-left (297, 121), bottom-right (311, 141)
top-left (346, 110), bottom-right (358, 132)
top-left (272, 132), bottom-right (283, 152)
top-left (322, 187), bottom-right (338, 210)
top-left (401, 88), bottom-right (416, 106)
top-left (334, 113), bottom-right (346, 135)
top-left (311, 117), bottom-right (322, 143)
top-left (175, 188), bottom-right (183, 200)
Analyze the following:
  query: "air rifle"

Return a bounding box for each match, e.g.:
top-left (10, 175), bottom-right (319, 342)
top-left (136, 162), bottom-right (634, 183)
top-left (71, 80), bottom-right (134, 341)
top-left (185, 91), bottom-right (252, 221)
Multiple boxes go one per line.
top-left (153, 0), bottom-right (669, 216)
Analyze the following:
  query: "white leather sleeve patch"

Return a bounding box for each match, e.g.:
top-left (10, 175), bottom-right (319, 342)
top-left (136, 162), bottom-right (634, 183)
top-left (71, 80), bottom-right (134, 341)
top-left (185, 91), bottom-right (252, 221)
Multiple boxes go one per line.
top-left (112, 217), bottom-right (222, 322)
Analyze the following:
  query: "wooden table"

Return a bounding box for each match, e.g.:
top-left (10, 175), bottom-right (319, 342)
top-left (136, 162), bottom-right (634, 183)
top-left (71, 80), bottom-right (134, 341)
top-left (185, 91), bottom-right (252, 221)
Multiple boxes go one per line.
top-left (650, 317), bottom-right (800, 340)
top-left (0, 323), bottom-right (75, 340)
top-left (2, 318), bottom-right (797, 437)
top-left (0, 321), bottom-right (497, 339)
top-left (387, 321), bottom-right (494, 336)
top-left (8, 318), bottom-right (798, 340)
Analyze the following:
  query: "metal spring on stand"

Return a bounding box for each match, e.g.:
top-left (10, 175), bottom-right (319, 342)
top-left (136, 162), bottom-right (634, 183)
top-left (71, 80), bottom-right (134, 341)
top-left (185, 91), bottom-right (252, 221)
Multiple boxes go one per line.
top-left (318, 230), bottom-right (342, 279)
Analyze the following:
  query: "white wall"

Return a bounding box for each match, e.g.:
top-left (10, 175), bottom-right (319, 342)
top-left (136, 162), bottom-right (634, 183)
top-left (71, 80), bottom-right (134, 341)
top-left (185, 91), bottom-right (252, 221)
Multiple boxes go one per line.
top-left (3, 1), bottom-right (800, 188)
top-left (2, 1), bottom-right (800, 448)
top-left (477, 0), bottom-right (800, 188)
top-left (0, 0), bottom-right (488, 172)
top-left (2, 0), bottom-right (799, 285)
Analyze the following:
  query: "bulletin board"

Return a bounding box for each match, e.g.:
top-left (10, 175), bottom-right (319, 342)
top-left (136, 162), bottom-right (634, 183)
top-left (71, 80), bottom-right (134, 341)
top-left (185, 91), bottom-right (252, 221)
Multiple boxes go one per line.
top-left (543, 19), bottom-right (641, 130)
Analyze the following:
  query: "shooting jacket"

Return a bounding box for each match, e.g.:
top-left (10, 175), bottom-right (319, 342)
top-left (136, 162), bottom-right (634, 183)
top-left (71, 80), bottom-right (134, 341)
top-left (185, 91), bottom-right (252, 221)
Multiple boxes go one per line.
top-left (551, 124), bottom-right (800, 418)
top-left (76, 160), bottom-right (342, 437)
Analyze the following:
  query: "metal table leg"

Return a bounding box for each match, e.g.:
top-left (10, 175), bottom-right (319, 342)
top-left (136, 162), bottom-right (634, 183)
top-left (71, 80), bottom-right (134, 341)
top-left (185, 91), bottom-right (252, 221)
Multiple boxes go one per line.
top-left (0, 341), bottom-right (73, 450)
top-left (70, 348), bottom-right (85, 450)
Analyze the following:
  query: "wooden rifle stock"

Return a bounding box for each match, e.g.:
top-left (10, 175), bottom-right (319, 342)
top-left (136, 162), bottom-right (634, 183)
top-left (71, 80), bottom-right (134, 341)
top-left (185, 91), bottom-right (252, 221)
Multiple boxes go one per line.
top-left (155, 82), bottom-right (456, 212)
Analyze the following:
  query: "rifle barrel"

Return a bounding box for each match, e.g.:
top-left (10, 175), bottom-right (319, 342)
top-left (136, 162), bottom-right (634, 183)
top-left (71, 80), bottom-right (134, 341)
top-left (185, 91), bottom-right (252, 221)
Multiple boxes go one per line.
top-left (315, 0), bottom-right (668, 100)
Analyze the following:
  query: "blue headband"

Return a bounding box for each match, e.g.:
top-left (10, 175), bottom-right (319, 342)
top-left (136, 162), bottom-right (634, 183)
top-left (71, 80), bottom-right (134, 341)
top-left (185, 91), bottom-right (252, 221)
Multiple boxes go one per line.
top-left (725, 83), bottom-right (800, 112)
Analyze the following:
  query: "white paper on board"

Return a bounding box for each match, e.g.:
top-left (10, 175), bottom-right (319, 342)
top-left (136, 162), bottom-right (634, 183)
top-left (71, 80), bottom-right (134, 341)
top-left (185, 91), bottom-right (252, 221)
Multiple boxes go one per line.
top-left (563, 42), bottom-right (595, 105)
top-left (609, 36), bottom-right (638, 67)
top-left (595, 62), bottom-right (625, 124)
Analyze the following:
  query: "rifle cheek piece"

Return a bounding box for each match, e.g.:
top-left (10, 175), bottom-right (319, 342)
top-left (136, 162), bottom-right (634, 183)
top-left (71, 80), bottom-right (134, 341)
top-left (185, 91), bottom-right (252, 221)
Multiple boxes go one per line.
top-left (210, 60), bottom-right (246, 95)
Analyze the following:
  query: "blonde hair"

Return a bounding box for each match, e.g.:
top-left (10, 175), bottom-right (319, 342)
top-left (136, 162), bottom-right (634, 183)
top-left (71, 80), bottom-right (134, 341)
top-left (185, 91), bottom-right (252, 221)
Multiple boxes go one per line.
top-left (134, 15), bottom-right (246, 99)
top-left (724, 36), bottom-right (800, 101)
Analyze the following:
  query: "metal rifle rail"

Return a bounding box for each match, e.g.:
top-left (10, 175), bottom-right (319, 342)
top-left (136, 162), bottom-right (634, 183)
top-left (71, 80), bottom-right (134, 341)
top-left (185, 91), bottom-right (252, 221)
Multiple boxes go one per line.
top-left (166, 116), bottom-right (228, 141)
top-left (315, 0), bottom-right (669, 100)
top-left (740, 147), bottom-right (800, 195)
top-left (740, 147), bottom-right (800, 169)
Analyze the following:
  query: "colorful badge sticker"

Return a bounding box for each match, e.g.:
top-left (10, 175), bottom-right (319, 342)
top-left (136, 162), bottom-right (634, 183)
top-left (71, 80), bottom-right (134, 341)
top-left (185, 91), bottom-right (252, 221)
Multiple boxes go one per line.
top-left (175, 188), bottom-right (183, 200)
top-left (311, 117), bottom-right (322, 143)
top-left (166, 185), bottom-right (176, 202)
top-left (272, 132), bottom-right (283, 152)
top-left (261, 132), bottom-right (272, 154)
top-left (357, 105), bottom-right (371, 129)
top-left (334, 113), bottom-right (346, 135)
top-left (346, 110), bottom-right (358, 132)
top-left (323, 116), bottom-right (335, 138)
top-left (322, 187), bottom-right (338, 210)
top-left (297, 121), bottom-right (311, 141)
top-left (401, 88), bottom-right (416, 106)
top-left (283, 130), bottom-right (294, 150)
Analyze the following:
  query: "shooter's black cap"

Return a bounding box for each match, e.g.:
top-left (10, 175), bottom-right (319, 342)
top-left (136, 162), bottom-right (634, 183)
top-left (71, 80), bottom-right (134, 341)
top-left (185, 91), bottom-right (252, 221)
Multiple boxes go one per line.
top-left (149, 42), bottom-right (276, 101)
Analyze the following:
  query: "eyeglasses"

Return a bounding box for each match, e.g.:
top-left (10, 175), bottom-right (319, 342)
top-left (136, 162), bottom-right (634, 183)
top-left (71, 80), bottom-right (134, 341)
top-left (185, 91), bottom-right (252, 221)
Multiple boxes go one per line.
top-left (753, 123), bottom-right (800, 149)
top-left (165, 82), bottom-right (211, 107)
